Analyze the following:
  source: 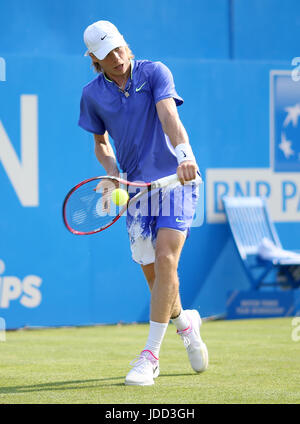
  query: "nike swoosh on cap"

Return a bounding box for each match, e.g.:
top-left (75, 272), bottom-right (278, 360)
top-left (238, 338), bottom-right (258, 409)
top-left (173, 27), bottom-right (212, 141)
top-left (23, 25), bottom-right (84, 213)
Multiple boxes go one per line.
top-left (136, 82), bottom-right (147, 92)
top-left (101, 35), bottom-right (107, 40)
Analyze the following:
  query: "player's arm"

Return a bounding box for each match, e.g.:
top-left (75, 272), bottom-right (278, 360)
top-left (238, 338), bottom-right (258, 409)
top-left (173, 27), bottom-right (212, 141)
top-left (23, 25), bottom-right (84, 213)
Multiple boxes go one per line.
top-left (156, 97), bottom-right (197, 184)
top-left (94, 132), bottom-right (120, 177)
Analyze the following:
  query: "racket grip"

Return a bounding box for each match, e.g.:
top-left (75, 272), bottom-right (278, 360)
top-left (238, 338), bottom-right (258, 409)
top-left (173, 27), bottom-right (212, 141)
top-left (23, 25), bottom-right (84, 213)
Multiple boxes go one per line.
top-left (152, 172), bottom-right (202, 189)
top-left (151, 174), bottom-right (179, 189)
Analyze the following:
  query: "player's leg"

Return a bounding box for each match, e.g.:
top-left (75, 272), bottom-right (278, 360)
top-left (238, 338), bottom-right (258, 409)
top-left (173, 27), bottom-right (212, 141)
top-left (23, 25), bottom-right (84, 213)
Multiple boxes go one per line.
top-left (125, 206), bottom-right (163, 385)
top-left (142, 260), bottom-right (194, 331)
top-left (125, 185), bottom-right (207, 385)
top-left (151, 184), bottom-right (208, 373)
top-left (151, 228), bottom-right (208, 374)
top-left (141, 261), bottom-right (183, 317)
top-left (141, 263), bottom-right (155, 291)
top-left (142, 262), bottom-right (199, 333)
top-left (125, 229), bottom-right (185, 385)
top-left (150, 228), bottom-right (185, 322)
top-left (135, 229), bottom-right (186, 377)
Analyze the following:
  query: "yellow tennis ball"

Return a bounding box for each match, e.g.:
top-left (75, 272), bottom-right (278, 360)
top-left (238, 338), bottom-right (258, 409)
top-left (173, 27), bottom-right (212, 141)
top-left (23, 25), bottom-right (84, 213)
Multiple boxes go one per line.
top-left (111, 188), bottom-right (129, 206)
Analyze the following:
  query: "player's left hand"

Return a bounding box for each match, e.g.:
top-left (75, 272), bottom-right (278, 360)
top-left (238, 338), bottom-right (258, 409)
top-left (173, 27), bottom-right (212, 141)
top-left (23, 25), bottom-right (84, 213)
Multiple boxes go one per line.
top-left (177, 160), bottom-right (198, 185)
top-left (95, 179), bottom-right (119, 213)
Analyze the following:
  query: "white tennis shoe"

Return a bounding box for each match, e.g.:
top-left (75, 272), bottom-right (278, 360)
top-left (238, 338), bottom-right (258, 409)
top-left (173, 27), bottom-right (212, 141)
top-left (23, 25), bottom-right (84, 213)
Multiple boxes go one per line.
top-left (125, 350), bottom-right (160, 386)
top-left (177, 309), bottom-right (209, 373)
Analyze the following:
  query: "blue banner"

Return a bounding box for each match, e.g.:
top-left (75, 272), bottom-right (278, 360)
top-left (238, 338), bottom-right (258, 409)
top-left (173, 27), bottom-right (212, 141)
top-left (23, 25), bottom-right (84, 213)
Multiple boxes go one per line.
top-left (226, 290), bottom-right (300, 320)
top-left (272, 72), bottom-right (300, 172)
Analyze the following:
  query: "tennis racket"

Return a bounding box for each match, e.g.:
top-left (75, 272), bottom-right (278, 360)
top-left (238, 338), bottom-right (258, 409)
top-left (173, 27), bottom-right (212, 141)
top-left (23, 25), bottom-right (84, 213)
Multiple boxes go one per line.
top-left (63, 173), bottom-right (202, 235)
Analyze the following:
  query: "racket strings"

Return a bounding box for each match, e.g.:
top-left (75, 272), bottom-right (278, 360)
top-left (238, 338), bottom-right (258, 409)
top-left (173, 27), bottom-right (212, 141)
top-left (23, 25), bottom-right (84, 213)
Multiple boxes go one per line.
top-left (65, 179), bottom-right (122, 233)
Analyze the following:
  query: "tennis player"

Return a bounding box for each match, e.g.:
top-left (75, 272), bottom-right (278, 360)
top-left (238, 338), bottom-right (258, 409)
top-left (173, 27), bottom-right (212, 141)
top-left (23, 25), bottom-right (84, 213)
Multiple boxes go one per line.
top-left (79, 20), bottom-right (208, 386)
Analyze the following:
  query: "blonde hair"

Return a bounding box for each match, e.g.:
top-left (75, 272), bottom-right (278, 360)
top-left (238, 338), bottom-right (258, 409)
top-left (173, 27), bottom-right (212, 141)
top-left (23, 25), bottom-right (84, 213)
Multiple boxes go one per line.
top-left (91, 46), bottom-right (135, 74)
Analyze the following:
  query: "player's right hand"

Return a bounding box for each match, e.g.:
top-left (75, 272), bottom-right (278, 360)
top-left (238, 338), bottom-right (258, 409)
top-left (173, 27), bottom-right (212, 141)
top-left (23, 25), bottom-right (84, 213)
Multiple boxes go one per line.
top-left (177, 160), bottom-right (198, 185)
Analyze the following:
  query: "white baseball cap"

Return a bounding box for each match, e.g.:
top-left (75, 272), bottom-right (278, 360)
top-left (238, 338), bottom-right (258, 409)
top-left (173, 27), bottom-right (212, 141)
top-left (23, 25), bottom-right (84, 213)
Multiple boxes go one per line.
top-left (83, 20), bottom-right (127, 60)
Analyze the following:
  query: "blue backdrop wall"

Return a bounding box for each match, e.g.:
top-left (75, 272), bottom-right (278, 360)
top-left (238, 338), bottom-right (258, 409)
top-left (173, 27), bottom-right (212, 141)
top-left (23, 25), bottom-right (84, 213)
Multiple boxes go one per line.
top-left (1, 0), bottom-right (300, 329)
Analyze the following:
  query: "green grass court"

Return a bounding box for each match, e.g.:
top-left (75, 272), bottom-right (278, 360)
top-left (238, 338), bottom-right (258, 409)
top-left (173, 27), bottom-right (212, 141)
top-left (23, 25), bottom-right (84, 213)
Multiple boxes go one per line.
top-left (0, 317), bottom-right (299, 404)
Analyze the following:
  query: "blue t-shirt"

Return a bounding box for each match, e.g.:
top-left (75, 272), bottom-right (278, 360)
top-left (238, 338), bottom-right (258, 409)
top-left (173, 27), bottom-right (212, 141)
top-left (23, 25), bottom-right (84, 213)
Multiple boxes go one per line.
top-left (78, 60), bottom-right (183, 182)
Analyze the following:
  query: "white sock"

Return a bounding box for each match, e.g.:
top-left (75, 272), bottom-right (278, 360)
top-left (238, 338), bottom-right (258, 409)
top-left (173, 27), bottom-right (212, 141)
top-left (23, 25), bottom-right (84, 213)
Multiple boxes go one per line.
top-left (171, 309), bottom-right (190, 332)
top-left (143, 321), bottom-right (168, 359)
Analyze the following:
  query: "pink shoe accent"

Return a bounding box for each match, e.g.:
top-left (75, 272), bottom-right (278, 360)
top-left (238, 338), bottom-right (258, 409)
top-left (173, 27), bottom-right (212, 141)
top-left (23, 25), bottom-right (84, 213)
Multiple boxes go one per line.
top-left (141, 349), bottom-right (159, 361)
top-left (176, 324), bottom-right (191, 335)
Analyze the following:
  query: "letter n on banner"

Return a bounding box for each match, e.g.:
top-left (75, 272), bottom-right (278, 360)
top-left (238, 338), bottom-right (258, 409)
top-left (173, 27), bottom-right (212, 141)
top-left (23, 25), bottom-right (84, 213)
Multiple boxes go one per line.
top-left (0, 95), bottom-right (39, 206)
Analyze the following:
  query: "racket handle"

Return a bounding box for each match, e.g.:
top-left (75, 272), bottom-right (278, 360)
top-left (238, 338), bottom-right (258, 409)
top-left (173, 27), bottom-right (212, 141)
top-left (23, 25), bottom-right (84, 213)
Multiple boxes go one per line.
top-left (151, 172), bottom-right (202, 189)
top-left (151, 174), bottom-right (178, 189)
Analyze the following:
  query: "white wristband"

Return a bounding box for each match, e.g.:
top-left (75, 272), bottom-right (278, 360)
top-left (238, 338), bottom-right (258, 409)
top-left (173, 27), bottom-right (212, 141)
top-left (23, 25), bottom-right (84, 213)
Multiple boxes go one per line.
top-left (174, 143), bottom-right (195, 164)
